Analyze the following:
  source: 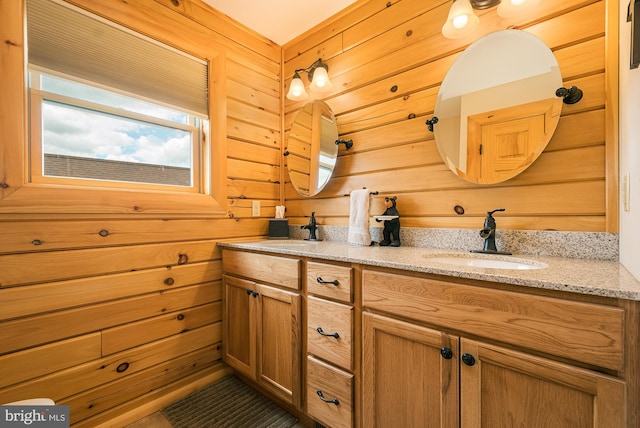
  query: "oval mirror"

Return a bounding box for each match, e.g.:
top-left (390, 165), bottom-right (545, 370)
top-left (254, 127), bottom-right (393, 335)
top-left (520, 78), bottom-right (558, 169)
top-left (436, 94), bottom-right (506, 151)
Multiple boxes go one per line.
top-left (433, 30), bottom-right (563, 184)
top-left (287, 100), bottom-right (339, 196)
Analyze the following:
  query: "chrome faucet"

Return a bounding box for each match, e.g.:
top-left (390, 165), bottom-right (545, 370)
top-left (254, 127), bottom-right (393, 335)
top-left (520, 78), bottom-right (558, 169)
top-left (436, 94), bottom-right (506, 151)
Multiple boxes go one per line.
top-left (472, 208), bottom-right (512, 255)
top-left (300, 211), bottom-right (318, 240)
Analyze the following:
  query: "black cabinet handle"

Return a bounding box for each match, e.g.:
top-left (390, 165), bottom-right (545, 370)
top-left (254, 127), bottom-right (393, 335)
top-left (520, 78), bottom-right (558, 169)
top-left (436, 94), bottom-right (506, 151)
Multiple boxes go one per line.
top-left (316, 390), bottom-right (340, 406)
top-left (251, 290), bottom-right (259, 298)
top-left (316, 327), bottom-right (340, 339)
top-left (246, 289), bottom-right (253, 295)
top-left (440, 347), bottom-right (453, 359)
top-left (317, 277), bottom-right (339, 286)
top-left (116, 362), bottom-right (130, 373)
top-left (462, 353), bottom-right (476, 366)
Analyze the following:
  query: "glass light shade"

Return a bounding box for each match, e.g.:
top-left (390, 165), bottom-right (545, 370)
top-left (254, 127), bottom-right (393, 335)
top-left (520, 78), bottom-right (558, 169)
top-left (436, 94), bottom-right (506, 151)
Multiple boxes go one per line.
top-left (286, 74), bottom-right (308, 101)
top-left (497, 0), bottom-right (542, 17)
top-left (442, 0), bottom-right (480, 39)
top-left (308, 66), bottom-right (333, 93)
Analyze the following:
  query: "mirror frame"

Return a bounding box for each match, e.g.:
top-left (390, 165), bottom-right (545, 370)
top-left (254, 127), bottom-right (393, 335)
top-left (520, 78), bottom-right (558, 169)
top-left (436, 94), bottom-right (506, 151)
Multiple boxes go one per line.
top-left (433, 30), bottom-right (563, 184)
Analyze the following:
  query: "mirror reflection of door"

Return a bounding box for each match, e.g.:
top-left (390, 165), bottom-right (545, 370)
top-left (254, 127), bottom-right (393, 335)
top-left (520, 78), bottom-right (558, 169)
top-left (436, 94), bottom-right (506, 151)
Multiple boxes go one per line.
top-left (287, 100), bottom-right (338, 196)
top-left (464, 99), bottom-right (553, 184)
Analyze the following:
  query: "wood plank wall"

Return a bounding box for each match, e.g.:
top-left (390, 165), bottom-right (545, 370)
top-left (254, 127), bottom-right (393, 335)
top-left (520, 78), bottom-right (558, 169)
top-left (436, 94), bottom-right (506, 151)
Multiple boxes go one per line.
top-left (0, 0), bottom-right (281, 425)
top-left (283, 0), bottom-right (618, 233)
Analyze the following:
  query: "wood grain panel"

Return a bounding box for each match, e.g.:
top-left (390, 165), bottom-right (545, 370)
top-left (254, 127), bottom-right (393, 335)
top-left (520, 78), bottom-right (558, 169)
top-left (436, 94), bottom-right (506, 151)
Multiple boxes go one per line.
top-left (227, 98), bottom-right (280, 130)
top-left (152, 0), bottom-right (280, 60)
top-left (101, 302), bottom-right (222, 355)
top-left (0, 323), bottom-right (221, 404)
top-left (227, 80), bottom-right (280, 114)
top-left (0, 220), bottom-right (250, 254)
top-left (306, 355), bottom-right (354, 428)
top-left (0, 333), bottom-right (101, 389)
top-left (222, 249), bottom-right (300, 289)
top-left (362, 269), bottom-right (624, 370)
top-left (283, 0), bottom-right (400, 61)
top-left (336, 86), bottom-right (439, 134)
top-left (307, 261), bottom-right (353, 303)
top-left (307, 296), bottom-right (353, 371)
top-left (0, 283), bottom-right (219, 355)
top-left (66, 344), bottom-right (222, 425)
top-left (333, 140), bottom-right (440, 176)
top-left (0, 262), bottom-right (221, 321)
top-left (227, 158), bottom-right (280, 182)
top-left (227, 61), bottom-right (280, 98)
top-left (0, 240), bottom-right (218, 287)
top-left (227, 140), bottom-right (280, 165)
top-left (227, 117), bottom-right (280, 148)
top-left (227, 179), bottom-right (280, 200)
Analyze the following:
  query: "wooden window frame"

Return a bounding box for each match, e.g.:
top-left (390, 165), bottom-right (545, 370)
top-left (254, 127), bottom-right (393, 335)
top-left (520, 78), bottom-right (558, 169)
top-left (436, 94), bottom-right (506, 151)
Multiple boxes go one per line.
top-left (0, 1), bottom-right (228, 217)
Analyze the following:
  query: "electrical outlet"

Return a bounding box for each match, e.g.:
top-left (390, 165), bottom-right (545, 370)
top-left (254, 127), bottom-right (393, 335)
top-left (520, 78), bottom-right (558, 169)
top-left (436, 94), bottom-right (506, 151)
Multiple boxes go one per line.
top-left (252, 200), bottom-right (261, 217)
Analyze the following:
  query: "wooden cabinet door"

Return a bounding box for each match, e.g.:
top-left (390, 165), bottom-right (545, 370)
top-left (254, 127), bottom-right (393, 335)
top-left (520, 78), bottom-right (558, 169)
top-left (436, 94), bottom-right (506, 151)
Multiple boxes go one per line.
top-left (256, 283), bottom-right (302, 408)
top-left (223, 275), bottom-right (256, 380)
top-left (362, 312), bottom-right (459, 428)
top-left (460, 339), bottom-right (626, 428)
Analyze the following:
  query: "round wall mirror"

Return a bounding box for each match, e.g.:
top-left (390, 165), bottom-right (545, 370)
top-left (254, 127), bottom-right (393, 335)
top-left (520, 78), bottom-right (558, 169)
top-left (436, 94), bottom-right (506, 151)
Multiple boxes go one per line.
top-left (433, 30), bottom-right (563, 184)
top-left (287, 100), bottom-right (339, 196)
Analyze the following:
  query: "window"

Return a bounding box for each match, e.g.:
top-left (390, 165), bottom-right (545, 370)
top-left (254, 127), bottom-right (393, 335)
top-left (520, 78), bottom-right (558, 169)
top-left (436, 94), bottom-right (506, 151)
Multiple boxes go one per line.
top-left (26, 0), bottom-right (209, 192)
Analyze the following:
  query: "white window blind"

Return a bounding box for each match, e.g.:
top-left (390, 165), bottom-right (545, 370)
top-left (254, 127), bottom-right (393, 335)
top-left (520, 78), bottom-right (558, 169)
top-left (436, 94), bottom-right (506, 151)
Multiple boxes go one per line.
top-left (26, 0), bottom-right (208, 116)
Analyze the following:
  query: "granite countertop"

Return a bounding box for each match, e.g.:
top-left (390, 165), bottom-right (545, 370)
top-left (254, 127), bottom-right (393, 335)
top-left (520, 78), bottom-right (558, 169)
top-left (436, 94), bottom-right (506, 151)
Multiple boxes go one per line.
top-left (218, 239), bottom-right (640, 301)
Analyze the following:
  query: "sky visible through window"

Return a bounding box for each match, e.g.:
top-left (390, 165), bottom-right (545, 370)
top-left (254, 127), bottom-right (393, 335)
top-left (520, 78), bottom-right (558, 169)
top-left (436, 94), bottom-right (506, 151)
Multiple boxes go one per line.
top-left (39, 74), bottom-right (193, 169)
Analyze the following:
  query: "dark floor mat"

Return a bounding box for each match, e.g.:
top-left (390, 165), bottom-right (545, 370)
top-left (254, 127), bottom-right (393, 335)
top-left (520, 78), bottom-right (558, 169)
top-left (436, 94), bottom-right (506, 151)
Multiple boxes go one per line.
top-left (162, 375), bottom-right (298, 428)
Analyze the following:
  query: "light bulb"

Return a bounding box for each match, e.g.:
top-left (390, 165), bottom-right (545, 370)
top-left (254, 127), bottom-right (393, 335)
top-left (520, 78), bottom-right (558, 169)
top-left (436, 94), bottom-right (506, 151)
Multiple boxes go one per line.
top-left (442, 0), bottom-right (479, 39)
top-left (309, 66), bottom-right (333, 92)
top-left (497, 0), bottom-right (541, 17)
top-left (286, 73), bottom-right (308, 101)
top-left (453, 14), bottom-right (469, 29)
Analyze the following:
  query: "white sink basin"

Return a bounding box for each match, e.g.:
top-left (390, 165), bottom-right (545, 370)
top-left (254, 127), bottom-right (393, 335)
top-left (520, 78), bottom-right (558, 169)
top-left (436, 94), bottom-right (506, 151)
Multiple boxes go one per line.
top-left (426, 256), bottom-right (547, 270)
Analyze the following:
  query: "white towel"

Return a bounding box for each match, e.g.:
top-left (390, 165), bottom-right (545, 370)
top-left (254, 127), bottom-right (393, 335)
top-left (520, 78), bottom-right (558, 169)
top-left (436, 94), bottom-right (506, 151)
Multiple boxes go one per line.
top-left (348, 189), bottom-right (371, 246)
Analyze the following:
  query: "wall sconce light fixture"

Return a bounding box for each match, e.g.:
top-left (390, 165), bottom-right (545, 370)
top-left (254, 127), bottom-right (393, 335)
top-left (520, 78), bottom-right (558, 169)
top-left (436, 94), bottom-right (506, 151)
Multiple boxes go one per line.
top-left (286, 58), bottom-right (333, 101)
top-left (442, 0), bottom-right (541, 39)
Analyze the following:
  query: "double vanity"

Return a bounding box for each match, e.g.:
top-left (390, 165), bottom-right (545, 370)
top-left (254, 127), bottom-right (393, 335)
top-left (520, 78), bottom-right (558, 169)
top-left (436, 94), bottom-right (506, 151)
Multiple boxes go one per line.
top-left (219, 239), bottom-right (640, 428)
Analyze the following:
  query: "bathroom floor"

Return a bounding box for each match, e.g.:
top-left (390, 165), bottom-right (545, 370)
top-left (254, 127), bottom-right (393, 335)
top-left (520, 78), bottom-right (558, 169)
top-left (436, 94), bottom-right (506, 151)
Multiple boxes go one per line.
top-left (126, 412), bottom-right (307, 428)
top-left (125, 412), bottom-right (173, 428)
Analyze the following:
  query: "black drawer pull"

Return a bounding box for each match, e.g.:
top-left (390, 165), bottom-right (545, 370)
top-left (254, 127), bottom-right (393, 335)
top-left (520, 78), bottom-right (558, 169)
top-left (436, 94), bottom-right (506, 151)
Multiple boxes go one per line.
top-left (316, 390), bottom-right (339, 406)
top-left (440, 347), bottom-right (453, 359)
top-left (316, 327), bottom-right (339, 339)
top-left (317, 277), bottom-right (339, 286)
top-left (116, 362), bottom-right (130, 373)
top-left (462, 353), bottom-right (476, 366)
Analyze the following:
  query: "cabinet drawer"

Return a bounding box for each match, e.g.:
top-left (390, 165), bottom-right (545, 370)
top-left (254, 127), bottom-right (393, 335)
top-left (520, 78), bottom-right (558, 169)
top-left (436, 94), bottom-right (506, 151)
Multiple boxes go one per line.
top-left (307, 261), bottom-right (352, 303)
top-left (222, 249), bottom-right (300, 290)
top-left (307, 296), bottom-right (353, 370)
top-left (307, 355), bottom-right (353, 428)
top-left (362, 269), bottom-right (625, 371)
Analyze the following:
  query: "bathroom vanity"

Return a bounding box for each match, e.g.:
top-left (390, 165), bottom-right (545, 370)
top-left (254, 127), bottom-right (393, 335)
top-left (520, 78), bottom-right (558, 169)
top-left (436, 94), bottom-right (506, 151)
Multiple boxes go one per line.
top-left (219, 240), bottom-right (640, 428)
